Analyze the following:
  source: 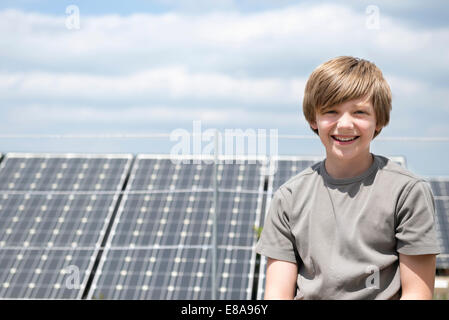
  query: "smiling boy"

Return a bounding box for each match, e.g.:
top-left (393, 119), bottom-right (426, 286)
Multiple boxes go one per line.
top-left (255, 56), bottom-right (440, 300)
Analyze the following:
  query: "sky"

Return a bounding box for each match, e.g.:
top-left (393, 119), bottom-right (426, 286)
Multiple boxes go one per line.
top-left (0, 0), bottom-right (448, 176)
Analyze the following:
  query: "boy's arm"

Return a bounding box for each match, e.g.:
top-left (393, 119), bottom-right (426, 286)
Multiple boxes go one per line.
top-left (399, 253), bottom-right (436, 300)
top-left (264, 258), bottom-right (298, 300)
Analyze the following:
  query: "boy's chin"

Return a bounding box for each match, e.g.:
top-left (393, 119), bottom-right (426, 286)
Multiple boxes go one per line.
top-left (327, 147), bottom-right (365, 160)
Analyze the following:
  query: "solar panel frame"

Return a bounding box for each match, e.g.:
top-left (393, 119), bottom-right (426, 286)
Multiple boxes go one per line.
top-left (0, 153), bottom-right (133, 299)
top-left (88, 154), bottom-right (267, 300)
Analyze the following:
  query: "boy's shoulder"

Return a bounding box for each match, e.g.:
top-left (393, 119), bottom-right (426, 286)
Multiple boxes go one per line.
top-left (276, 154), bottom-right (427, 196)
top-left (373, 154), bottom-right (427, 185)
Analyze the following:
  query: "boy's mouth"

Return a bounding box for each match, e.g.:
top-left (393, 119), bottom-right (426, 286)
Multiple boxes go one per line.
top-left (331, 135), bottom-right (360, 144)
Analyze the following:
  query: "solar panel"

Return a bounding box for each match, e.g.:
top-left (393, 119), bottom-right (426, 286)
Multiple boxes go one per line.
top-left (87, 247), bottom-right (255, 299)
top-left (104, 191), bottom-right (261, 248)
top-left (0, 193), bottom-right (118, 248)
top-left (0, 248), bottom-right (95, 299)
top-left (88, 155), bottom-right (266, 299)
top-left (270, 156), bottom-right (323, 192)
top-left (429, 179), bottom-right (449, 197)
top-left (127, 156), bottom-right (263, 191)
top-left (0, 153), bottom-right (129, 191)
top-left (428, 179), bottom-right (449, 269)
top-left (0, 153), bottom-right (133, 299)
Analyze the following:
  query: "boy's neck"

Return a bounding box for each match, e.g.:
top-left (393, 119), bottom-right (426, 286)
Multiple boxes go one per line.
top-left (324, 152), bottom-right (374, 180)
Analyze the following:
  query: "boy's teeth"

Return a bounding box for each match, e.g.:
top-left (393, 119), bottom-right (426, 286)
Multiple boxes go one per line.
top-left (334, 136), bottom-right (357, 141)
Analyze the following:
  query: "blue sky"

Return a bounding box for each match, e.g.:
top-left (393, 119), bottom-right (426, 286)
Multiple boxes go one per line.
top-left (0, 0), bottom-right (448, 176)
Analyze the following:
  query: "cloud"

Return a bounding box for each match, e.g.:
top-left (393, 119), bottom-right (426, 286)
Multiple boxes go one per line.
top-left (0, 4), bottom-right (448, 138)
top-left (387, 74), bottom-right (449, 112)
top-left (1, 4), bottom-right (448, 78)
top-left (6, 104), bottom-right (302, 129)
top-left (0, 68), bottom-right (306, 106)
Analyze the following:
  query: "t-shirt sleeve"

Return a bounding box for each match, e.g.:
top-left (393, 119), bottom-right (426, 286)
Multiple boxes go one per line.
top-left (255, 186), bottom-right (297, 263)
top-left (395, 180), bottom-right (441, 255)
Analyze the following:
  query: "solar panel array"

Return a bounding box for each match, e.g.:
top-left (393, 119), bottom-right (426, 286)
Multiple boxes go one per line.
top-left (0, 153), bottom-right (447, 300)
top-left (0, 153), bottom-right (132, 299)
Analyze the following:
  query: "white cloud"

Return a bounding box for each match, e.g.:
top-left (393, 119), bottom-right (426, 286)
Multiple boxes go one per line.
top-left (0, 68), bottom-right (305, 104)
top-left (1, 5), bottom-right (448, 76)
top-left (7, 104), bottom-right (301, 128)
top-left (387, 74), bottom-right (449, 112)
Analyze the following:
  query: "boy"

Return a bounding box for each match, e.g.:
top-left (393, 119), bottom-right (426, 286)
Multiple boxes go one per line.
top-left (255, 56), bottom-right (440, 300)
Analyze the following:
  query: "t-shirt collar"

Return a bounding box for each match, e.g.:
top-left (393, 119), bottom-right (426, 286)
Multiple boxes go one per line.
top-left (320, 153), bottom-right (379, 185)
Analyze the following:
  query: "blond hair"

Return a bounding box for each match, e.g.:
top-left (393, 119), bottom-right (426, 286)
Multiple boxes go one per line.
top-left (303, 56), bottom-right (392, 138)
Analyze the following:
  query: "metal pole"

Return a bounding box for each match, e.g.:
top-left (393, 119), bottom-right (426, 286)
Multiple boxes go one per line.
top-left (212, 129), bottom-right (219, 300)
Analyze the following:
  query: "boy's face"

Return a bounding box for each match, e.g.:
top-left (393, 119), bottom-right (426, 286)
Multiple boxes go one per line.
top-left (310, 96), bottom-right (382, 162)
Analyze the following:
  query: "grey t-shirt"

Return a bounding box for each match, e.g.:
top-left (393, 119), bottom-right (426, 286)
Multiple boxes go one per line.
top-left (256, 154), bottom-right (440, 300)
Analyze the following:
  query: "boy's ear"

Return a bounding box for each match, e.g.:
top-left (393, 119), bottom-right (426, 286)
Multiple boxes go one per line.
top-left (310, 121), bottom-right (318, 130)
top-left (376, 124), bottom-right (383, 132)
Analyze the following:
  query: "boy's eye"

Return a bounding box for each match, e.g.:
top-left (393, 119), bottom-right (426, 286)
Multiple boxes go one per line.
top-left (324, 110), bottom-right (336, 114)
top-left (355, 110), bottom-right (366, 114)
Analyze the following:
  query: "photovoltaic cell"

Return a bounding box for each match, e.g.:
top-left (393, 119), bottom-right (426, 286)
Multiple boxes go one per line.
top-left (0, 153), bottom-right (132, 299)
top-left (89, 155), bottom-right (266, 299)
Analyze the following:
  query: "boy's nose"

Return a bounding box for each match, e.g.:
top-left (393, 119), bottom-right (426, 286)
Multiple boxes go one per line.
top-left (336, 113), bottom-right (355, 129)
